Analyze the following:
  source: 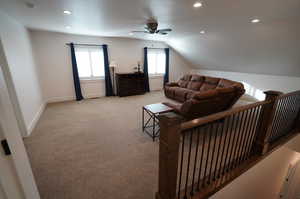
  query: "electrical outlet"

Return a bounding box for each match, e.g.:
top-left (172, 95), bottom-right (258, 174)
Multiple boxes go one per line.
top-left (1, 139), bottom-right (11, 155)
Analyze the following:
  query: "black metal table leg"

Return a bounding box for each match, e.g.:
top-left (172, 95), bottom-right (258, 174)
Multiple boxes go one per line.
top-left (142, 107), bottom-right (144, 131)
top-left (152, 114), bottom-right (155, 142)
top-left (142, 106), bottom-right (168, 141)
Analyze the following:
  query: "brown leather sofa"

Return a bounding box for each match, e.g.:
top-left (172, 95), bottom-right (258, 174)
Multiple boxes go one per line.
top-left (164, 74), bottom-right (245, 119)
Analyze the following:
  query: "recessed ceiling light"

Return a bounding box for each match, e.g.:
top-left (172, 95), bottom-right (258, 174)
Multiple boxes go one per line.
top-left (251, 19), bottom-right (260, 23)
top-left (200, 30), bottom-right (205, 34)
top-left (65, 26), bottom-right (71, 29)
top-left (63, 10), bottom-right (72, 15)
top-left (193, 1), bottom-right (203, 8)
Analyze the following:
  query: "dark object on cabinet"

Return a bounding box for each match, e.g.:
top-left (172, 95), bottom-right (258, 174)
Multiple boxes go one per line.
top-left (116, 73), bottom-right (146, 97)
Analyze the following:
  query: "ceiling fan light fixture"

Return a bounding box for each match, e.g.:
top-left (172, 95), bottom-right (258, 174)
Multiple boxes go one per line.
top-left (193, 1), bottom-right (203, 8)
top-left (63, 10), bottom-right (72, 15)
top-left (200, 30), bottom-right (205, 34)
top-left (25, 2), bottom-right (35, 8)
top-left (251, 19), bottom-right (260, 23)
top-left (131, 19), bottom-right (172, 35)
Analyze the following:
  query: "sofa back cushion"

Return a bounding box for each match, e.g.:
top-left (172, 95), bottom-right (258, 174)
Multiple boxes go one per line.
top-left (178, 80), bottom-right (188, 88)
top-left (190, 75), bottom-right (204, 81)
top-left (176, 75), bottom-right (244, 92)
top-left (187, 82), bottom-right (202, 90)
top-left (186, 75), bottom-right (204, 91)
top-left (217, 79), bottom-right (236, 88)
top-left (217, 79), bottom-right (244, 91)
top-left (199, 76), bottom-right (221, 91)
top-left (178, 74), bottom-right (192, 88)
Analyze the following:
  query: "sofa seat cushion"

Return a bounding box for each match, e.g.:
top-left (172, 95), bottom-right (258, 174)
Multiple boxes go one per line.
top-left (193, 90), bottom-right (218, 100)
top-left (173, 87), bottom-right (193, 102)
top-left (186, 90), bottom-right (196, 100)
top-left (187, 81), bottom-right (202, 91)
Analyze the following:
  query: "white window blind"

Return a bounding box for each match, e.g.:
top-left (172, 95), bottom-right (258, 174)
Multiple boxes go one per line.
top-left (147, 49), bottom-right (166, 75)
top-left (75, 46), bottom-right (105, 79)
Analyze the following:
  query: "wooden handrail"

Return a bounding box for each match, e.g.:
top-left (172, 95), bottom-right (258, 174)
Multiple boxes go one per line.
top-left (277, 90), bottom-right (300, 99)
top-left (252, 90), bottom-right (282, 154)
top-left (156, 90), bottom-right (300, 199)
top-left (181, 100), bottom-right (271, 131)
top-left (156, 112), bottom-right (184, 199)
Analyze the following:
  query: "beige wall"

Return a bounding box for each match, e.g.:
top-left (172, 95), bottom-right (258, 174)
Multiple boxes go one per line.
top-left (0, 11), bottom-right (44, 136)
top-left (0, 41), bottom-right (40, 199)
top-left (30, 30), bottom-right (191, 102)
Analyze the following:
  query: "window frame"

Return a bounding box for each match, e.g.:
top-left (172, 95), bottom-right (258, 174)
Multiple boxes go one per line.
top-left (147, 49), bottom-right (166, 76)
top-left (75, 46), bottom-right (105, 80)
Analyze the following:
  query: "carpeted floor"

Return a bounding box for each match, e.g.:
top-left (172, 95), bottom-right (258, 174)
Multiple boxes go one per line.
top-left (24, 91), bottom-right (255, 199)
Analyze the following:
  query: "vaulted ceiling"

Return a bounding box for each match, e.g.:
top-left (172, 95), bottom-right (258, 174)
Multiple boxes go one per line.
top-left (1, 0), bottom-right (300, 76)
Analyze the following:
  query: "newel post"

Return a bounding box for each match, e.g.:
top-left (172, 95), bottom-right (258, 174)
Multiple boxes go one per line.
top-left (254, 90), bottom-right (282, 155)
top-left (295, 107), bottom-right (300, 132)
top-left (156, 112), bottom-right (183, 199)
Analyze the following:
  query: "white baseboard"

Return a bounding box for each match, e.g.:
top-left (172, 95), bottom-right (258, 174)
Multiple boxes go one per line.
top-left (46, 94), bottom-right (105, 104)
top-left (46, 96), bottom-right (75, 103)
top-left (84, 94), bottom-right (104, 99)
top-left (26, 102), bottom-right (46, 136)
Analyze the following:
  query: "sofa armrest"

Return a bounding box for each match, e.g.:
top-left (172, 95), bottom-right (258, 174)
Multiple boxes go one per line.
top-left (162, 102), bottom-right (182, 113)
top-left (165, 82), bottom-right (179, 87)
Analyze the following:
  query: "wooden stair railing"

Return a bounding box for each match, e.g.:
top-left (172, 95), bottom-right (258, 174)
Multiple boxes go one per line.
top-left (156, 90), bottom-right (300, 199)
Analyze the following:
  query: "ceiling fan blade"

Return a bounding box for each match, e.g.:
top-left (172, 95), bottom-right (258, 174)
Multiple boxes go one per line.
top-left (158, 32), bottom-right (168, 35)
top-left (157, 28), bottom-right (172, 32)
top-left (132, 31), bottom-right (149, 33)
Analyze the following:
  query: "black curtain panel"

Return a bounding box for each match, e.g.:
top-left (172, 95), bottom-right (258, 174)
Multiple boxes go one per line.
top-left (164, 48), bottom-right (170, 85)
top-left (70, 43), bottom-right (84, 101)
top-left (143, 47), bottom-right (150, 92)
top-left (103, 44), bottom-right (114, 96)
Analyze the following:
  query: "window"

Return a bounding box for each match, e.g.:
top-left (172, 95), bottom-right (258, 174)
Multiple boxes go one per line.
top-left (147, 49), bottom-right (166, 75)
top-left (75, 46), bottom-right (105, 79)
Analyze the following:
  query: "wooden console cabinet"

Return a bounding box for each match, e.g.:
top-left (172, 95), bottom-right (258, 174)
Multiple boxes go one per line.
top-left (115, 73), bottom-right (146, 97)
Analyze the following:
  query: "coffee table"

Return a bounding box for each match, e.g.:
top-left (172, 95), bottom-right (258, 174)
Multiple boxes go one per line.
top-left (142, 103), bottom-right (173, 141)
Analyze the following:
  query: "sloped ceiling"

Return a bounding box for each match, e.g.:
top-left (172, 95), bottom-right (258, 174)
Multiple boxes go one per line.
top-left (0, 0), bottom-right (300, 76)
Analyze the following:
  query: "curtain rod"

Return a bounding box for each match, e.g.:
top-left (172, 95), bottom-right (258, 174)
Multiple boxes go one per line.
top-left (65, 44), bottom-right (166, 49)
top-left (66, 43), bottom-right (104, 47)
top-left (147, 47), bottom-right (167, 50)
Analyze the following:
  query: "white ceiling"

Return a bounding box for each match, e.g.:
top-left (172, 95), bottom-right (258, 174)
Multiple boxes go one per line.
top-left (1, 0), bottom-right (300, 76)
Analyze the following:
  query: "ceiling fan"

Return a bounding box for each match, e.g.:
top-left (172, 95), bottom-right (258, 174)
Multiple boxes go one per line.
top-left (132, 18), bottom-right (172, 35)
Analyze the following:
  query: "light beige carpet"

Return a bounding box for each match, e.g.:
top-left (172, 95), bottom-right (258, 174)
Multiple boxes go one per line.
top-left (24, 91), bottom-right (256, 199)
